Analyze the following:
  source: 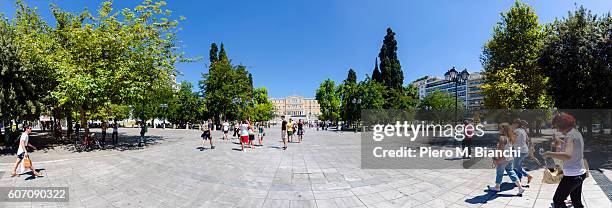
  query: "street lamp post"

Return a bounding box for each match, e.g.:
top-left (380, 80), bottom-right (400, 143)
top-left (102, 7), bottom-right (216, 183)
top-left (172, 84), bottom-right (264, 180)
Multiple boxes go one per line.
top-left (444, 67), bottom-right (469, 124)
top-left (352, 98), bottom-right (362, 133)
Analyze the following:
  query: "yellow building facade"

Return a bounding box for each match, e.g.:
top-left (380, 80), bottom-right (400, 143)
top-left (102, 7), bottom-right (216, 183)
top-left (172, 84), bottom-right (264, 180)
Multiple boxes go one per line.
top-left (271, 96), bottom-right (320, 119)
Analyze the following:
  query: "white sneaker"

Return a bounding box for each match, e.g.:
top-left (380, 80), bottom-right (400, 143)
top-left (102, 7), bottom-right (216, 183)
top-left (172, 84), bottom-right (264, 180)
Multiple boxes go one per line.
top-left (517, 188), bottom-right (525, 196)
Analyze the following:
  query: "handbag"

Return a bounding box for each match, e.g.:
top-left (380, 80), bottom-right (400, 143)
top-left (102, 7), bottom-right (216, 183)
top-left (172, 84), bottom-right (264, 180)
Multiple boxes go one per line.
top-left (23, 156), bottom-right (32, 169)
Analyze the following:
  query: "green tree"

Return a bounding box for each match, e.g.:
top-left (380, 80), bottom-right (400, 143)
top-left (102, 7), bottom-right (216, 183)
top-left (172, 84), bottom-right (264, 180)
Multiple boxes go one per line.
top-left (209, 43), bottom-right (219, 63)
top-left (48, 0), bottom-right (184, 137)
top-left (0, 2), bottom-right (56, 143)
top-left (200, 43), bottom-right (253, 123)
top-left (540, 7), bottom-right (611, 136)
top-left (315, 79), bottom-right (341, 122)
top-left (358, 76), bottom-right (386, 110)
top-left (251, 87), bottom-right (274, 122)
top-left (481, 1), bottom-right (552, 109)
top-left (377, 27), bottom-right (410, 109)
top-left (417, 90), bottom-right (464, 122)
top-left (167, 82), bottom-right (200, 128)
top-left (339, 69), bottom-right (358, 126)
top-left (541, 7), bottom-right (611, 109)
top-left (378, 28), bottom-right (403, 90)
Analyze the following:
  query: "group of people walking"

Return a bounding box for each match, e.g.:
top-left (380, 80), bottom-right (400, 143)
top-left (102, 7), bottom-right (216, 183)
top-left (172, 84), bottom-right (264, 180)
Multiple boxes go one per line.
top-left (489, 113), bottom-right (587, 208)
top-left (280, 116), bottom-right (305, 150)
top-left (200, 119), bottom-right (270, 152)
top-left (199, 116), bottom-right (307, 151)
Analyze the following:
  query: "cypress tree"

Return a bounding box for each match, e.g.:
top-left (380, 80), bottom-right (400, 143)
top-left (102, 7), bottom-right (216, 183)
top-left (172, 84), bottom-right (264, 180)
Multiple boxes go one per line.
top-left (209, 43), bottom-right (218, 63)
top-left (218, 43), bottom-right (228, 63)
top-left (347, 68), bottom-right (357, 84)
top-left (372, 58), bottom-right (382, 83)
top-left (378, 27), bottom-right (403, 90)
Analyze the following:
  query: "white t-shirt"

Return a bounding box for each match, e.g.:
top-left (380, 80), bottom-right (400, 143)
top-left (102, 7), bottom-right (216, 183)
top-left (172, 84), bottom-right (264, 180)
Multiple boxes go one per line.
top-left (222, 122), bottom-right (229, 131)
top-left (561, 128), bottom-right (586, 176)
top-left (513, 128), bottom-right (529, 154)
top-left (240, 124), bottom-right (249, 136)
top-left (17, 133), bottom-right (29, 155)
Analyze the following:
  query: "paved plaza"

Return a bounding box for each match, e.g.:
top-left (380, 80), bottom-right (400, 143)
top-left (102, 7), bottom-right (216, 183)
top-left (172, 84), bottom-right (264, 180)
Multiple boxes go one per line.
top-left (0, 127), bottom-right (610, 208)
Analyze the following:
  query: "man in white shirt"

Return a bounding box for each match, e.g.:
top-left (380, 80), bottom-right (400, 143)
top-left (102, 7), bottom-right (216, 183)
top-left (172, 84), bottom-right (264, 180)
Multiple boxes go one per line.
top-left (11, 125), bottom-right (43, 177)
top-left (222, 120), bottom-right (230, 140)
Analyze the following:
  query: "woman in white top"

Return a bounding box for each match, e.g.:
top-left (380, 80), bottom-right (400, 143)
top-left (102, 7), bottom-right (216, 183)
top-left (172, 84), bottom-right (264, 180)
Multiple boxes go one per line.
top-left (543, 113), bottom-right (587, 208)
top-left (489, 123), bottom-right (525, 195)
top-left (512, 119), bottom-right (533, 184)
top-left (11, 125), bottom-right (43, 177)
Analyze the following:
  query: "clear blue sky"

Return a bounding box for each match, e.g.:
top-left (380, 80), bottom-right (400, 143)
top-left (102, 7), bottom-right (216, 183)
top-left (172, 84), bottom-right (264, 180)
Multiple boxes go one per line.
top-left (1, 0), bottom-right (610, 98)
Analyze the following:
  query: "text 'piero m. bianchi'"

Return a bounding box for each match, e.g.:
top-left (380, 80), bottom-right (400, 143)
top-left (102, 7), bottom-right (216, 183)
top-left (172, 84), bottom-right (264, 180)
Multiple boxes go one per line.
top-left (370, 121), bottom-right (522, 158)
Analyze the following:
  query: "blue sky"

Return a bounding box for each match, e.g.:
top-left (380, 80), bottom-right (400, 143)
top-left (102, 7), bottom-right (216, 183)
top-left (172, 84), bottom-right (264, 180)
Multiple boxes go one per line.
top-left (1, 0), bottom-right (610, 98)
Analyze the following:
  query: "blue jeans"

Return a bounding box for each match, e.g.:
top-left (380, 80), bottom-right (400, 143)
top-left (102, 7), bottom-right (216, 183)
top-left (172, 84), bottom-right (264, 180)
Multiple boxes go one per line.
top-left (513, 153), bottom-right (529, 180)
top-left (496, 159), bottom-right (519, 184)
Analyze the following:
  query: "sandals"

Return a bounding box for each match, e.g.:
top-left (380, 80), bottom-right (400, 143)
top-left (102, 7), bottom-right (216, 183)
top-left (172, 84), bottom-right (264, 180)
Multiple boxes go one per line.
top-left (527, 175), bottom-right (533, 184)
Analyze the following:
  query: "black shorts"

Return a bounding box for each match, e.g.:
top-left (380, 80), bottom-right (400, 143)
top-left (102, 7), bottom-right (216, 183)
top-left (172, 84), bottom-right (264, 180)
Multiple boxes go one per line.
top-left (249, 134), bottom-right (255, 141)
top-left (223, 130), bottom-right (229, 134)
top-left (201, 131), bottom-right (211, 140)
top-left (17, 153), bottom-right (25, 159)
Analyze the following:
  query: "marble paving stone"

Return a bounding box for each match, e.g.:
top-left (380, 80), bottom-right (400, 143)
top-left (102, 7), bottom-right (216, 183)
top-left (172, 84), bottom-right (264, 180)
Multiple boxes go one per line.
top-left (0, 128), bottom-right (607, 208)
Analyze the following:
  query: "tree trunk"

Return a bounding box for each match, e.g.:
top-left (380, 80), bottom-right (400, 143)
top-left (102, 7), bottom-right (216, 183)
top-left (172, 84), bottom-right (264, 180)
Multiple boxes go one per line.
top-left (66, 109), bottom-right (73, 139)
top-left (79, 106), bottom-right (89, 137)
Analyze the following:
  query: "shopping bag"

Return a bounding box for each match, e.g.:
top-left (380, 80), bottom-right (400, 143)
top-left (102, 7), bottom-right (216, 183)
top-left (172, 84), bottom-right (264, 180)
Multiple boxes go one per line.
top-left (23, 156), bottom-right (32, 169)
top-left (543, 167), bottom-right (563, 184)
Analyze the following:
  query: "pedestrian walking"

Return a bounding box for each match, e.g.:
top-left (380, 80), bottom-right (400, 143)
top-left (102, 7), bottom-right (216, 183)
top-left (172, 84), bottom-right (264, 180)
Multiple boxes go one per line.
top-left (200, 119), bottom-right (215, 150)
top-left (248, 121), bottom-right (255, 149)
top-left (222, 120), bottom-right (230, 140)
top-left (11, 125), bottom-right (43, 177)
top-left (287, 119), bottom-right (294, 143)
top-left (75, 123), bottom-right (81, 140)
top-left (240, 120), bottom-right (250, 151)
top-left (258, 122), bottom-right (265, 146)
top-left (101, 122), bottom-right (108, 146)
top-left (233, 120), bottom-right (240, 139)
top-left (543, 113), bottom-right (587, 208)
top-left (512, 119), bottom-right (533, 184)
top-left (297, 119), bottom-right (304, 143)
top-left (112, 123), bottom-right (119, 145)
top-left (281, 116), bottom-right (288, 150)
top-left (488, 123), bottom-right (525, 195)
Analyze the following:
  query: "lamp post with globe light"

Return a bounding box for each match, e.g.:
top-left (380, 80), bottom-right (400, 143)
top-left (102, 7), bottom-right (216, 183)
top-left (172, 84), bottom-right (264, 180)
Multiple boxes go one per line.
top-left (444, 67), bottom-right (469, 124)
top-left (352, 98), bottom-right (361, 133)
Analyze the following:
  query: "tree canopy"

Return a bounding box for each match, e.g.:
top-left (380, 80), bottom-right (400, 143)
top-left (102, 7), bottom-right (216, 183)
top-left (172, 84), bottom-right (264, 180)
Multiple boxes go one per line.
top-left (480, 1), bottom-right (552, 109)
